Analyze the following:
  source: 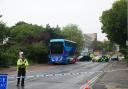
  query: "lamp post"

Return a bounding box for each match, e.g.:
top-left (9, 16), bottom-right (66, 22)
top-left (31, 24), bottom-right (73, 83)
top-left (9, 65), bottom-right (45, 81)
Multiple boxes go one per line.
top-left (126, 40), bottom-right (128, 46)
top-left (0, 14), bottom-right (2, 18)
top-left (126, 40), bottom-right (128, 66)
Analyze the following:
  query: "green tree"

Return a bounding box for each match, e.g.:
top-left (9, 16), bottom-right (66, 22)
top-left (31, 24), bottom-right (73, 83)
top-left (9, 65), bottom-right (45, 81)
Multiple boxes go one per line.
top-left (10, 21), bottom-right (44, 44)
top-left (9, 22), bottom-right (50, 64)
top-left (100, 0), bottom-right (127, 56)
top-left (61, 24), bottom-right (85, 53)
top-left (0, 20), bottom-right (10, 66)
top-left (91, 40), bottom-right (103, 51)
top-left (45, 24), bottom-right (63, 39)
top-left (23, 42), bottom-right (48, 63)
top-left (102, 41), bottom-right (116, 52)
top-left (91, 40), bottom-right (116, 54)
top-left (0, 22), bottom-right (8, 44)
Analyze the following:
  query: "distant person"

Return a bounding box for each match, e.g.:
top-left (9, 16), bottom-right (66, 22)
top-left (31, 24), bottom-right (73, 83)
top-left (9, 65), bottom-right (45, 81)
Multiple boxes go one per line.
top-left (17, 56), bottom-right (29, 86)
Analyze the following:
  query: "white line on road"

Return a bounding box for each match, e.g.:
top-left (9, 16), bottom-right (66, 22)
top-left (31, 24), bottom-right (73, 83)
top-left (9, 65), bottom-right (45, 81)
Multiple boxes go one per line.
top-left (79, 68), bottom-right (128, 89)
top-left (79, 72), bottom-right (103, 89)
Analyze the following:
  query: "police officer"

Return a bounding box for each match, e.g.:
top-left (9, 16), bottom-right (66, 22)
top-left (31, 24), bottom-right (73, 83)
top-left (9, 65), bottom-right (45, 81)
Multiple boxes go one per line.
top-left (17, 56), bottom-right (29, 86)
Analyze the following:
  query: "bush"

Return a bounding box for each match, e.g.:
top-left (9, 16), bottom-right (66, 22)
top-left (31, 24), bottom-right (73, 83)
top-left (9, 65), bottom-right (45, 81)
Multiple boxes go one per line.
top-left (0, 51), bottom-right (17, 66)
top-left (0, 44), bottom-right (18, 66)
top-left (0, 41), bottom-right (49, 67)
top-left (5, 45), bottom-right (19, 65)
top-left (23, 41), bottom-right (48, 63)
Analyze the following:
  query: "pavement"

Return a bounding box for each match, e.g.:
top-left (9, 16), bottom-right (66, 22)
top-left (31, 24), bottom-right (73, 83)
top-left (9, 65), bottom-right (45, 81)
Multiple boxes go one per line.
top-left (92, 61), bottom-right (128, 89)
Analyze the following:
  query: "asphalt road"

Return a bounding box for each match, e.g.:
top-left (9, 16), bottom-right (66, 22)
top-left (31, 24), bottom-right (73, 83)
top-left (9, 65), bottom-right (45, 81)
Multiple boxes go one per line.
top-left (8, 62), bottom-right (108, 89)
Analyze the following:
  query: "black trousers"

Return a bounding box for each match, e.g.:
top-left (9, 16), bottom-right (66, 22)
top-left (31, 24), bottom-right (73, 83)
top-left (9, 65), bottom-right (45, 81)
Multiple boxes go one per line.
top-left (17, 68), bottom-right (26, 85)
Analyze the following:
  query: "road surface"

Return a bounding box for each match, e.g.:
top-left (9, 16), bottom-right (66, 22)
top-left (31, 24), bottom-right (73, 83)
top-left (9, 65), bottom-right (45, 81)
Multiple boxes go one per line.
top-left (8, 62), bottom-right (108, 89)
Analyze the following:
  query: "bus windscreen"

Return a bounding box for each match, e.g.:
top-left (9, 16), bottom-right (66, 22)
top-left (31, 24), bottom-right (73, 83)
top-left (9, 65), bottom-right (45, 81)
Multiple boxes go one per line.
top-left (50, 42), bottom-right (63, 54)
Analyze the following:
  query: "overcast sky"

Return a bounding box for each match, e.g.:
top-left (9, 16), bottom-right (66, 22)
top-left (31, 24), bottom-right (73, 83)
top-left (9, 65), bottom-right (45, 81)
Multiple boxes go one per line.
top-left (0, 0), bottom-right (116, 41)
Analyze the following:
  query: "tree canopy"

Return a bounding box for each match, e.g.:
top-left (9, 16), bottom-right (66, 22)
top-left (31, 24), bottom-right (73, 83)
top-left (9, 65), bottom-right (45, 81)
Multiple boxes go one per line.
top-left (10, 21), bottom-right (44, 44)
top-left (61, 24), bottom-right (85, 52)
top-left (0, 21), bottom-right (8, 44)
top-left (100, 0), bottom-right (127, 47)
top-left (0, 20), bottom-right (86, 66)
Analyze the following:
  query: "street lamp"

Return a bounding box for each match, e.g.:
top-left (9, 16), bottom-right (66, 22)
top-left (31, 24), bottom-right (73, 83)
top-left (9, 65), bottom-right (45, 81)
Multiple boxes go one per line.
top-left (126, 40), bottom-right (128, 46)
top-left (0, 14), bottom-right (2, 18)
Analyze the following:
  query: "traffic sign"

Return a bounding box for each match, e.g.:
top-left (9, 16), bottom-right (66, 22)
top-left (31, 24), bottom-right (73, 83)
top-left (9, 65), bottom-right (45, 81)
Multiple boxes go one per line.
top-left (0, 74), bottom-right (8, 89)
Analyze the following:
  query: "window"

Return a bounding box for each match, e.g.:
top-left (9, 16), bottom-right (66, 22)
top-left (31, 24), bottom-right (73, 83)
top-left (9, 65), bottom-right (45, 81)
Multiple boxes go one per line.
top-left (50, 42), bottom-right (63, 54)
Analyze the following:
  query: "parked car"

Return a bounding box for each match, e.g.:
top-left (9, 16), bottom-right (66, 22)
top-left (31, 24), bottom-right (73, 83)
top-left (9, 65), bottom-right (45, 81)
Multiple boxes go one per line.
top-left (94, 55), bottom-right (102, 62)
top-left (110, 55), bottom-right (119, 61)
top-left (78, 55), bottom-right (92, 61)
top-left (101, 55), bottom-right (110, 62)
top-left (93, 55), bottom-right (110, 62)
top-left (118, 56), bottom-right (124, 61)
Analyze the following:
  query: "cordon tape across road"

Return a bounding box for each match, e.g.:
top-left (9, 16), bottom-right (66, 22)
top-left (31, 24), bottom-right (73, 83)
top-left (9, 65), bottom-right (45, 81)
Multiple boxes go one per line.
top-left (7, 68), bottom-right (128, 89)
top-left (8, 68), bottom-right (128, 79)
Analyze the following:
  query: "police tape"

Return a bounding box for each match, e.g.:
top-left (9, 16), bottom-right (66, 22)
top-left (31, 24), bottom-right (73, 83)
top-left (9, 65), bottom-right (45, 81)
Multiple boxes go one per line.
top-left (8, 68), bottom-right (128, 79)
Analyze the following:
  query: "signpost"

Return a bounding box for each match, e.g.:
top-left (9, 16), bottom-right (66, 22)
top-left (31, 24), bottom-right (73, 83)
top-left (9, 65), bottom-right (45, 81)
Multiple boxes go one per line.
top-left (0, 74), bottom-right (8, 89)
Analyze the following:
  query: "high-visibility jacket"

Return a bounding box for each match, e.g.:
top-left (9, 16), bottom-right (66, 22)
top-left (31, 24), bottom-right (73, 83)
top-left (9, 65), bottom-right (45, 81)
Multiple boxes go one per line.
top-left (90, 54), bottom-right (94, 59)
top-left (17, 58), bottom-right (29, 71)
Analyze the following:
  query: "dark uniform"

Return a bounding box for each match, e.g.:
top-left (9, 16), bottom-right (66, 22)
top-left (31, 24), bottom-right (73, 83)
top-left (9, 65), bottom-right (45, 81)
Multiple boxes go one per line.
top-left (17, 57), bottom-right (29, 86)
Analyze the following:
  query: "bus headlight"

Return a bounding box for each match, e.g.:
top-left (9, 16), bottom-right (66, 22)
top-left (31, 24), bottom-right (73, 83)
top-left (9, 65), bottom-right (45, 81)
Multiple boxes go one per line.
top-left (59, 57), bottom-right (63, 61)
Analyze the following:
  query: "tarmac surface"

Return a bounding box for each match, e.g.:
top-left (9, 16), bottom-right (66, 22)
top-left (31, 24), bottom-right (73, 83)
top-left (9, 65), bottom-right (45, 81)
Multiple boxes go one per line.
top-left (1, 62), bottom-right (108, 89)
top-left (1, 61), bottom-right (128, 89)
top-left (92, 61), bottom-right (128, 89)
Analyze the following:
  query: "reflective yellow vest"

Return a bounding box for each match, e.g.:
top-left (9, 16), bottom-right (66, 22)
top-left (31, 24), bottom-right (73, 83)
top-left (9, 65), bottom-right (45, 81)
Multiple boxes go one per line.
top-left (17, 58), bottom-right (29, 71)
top-left (90, 54), bottom-right (94, 59)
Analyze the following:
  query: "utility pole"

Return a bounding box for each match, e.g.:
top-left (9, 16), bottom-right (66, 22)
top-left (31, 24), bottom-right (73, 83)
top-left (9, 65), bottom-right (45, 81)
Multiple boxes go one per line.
top-left (0, 14), bottom-right (2, 18)
top-left (126, 40), bottom-right (128, 66)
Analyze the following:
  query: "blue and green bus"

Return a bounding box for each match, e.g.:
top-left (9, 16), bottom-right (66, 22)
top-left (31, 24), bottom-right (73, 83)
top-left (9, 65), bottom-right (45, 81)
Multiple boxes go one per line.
top-left (48, 39), bottom-right (77, 64)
